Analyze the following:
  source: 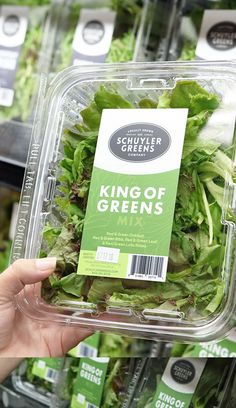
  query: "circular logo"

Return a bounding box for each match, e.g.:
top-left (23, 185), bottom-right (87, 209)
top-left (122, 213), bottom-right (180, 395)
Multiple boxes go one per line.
top-left (207, 21), bottom-right (236, 51)
top-left (170, 360), bottom-right (195, 385)
top-left (109, 123), bottom-right (171, 163)
top-left (3, 15), bottom-right (20, 36)
top-left (82, 20), bottom-right (104, 45)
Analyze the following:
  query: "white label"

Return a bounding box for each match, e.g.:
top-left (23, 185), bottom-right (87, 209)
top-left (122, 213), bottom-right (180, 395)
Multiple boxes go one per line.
top-left (196, 10), bottom-right (236, 60)
top-left (77, 394), bottom-right (85, 403)
top-left (95, 109), bottom-right (188, 175)
top-left (72, 8), bottom-right (116, 64)
top-left (96, 246), bottom-right (120, 263)
top-left (0, 6), bottom-right (28, 107)
top-left (162, 358), bottom-right (207, 394)
top-left (37, 360), bottom-right (46, 369)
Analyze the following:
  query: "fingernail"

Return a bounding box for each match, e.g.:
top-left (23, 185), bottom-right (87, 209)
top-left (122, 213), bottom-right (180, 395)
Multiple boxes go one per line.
top-left (35, 257), bottom-right (57, 271)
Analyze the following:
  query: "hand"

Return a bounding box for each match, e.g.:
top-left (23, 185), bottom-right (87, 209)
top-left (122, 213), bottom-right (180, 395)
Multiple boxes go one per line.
top-left (0, 258), bottom-right (92, 357)
top-left (0, 358), bottom-right (23, 383)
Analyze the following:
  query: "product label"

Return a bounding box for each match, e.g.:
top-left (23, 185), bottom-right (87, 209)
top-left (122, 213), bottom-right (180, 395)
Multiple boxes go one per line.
top-left (195, 10), bottom-right (236, 60)
top-left (69, 333), bottom-right (100, 358)
top-left (151, 358), bottom-right (206, 408)
top-left (72, 8), bottom-right (116, 64)
top-left (191, 328), bottom-right (236, 357)
top-left (78, 109), bottom-right (188, 282)
top-left (71, 358), bottom-right (109, 408)
top-left (32, 358), bottom-right (62, 384)
top-left (0, 6), bottom-right (28, 106)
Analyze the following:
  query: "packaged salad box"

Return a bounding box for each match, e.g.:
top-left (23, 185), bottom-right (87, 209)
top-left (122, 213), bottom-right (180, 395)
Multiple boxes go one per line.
top-left (0, 381), bottom-right (48, 408)
top-left (168, 0), bottom-right (236, 61)
top-left (49, 0), bottom-right (149, 70)
top-left (0, 0), bottom-right (54, 124)
top-left (11, 358), bottom-right (70, 407)
top-left (129, 357), bottom-right (235, 408)
top-left (12, 61), bottom-right (236, 342)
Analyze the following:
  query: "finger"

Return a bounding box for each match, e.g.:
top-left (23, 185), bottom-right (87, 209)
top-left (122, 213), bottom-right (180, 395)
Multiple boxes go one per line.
top-left (0, 258), bottom-right (56, 300)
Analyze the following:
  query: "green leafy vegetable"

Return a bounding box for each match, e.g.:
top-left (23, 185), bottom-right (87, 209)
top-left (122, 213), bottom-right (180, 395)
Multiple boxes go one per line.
top-left (54, 0), bottom-right (141, 71)
top-left (41, 79), bottom-right (234, 322)
top-left (0, 3), bottom-right (50, 123)
top-left (178, 1), bottom-right (236, 61)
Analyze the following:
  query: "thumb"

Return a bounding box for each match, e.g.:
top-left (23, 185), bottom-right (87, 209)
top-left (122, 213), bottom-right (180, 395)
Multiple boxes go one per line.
top-left (0, 258), bottom-right (56, 301)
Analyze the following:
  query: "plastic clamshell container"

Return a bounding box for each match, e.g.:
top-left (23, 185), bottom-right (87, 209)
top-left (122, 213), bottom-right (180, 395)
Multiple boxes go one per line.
top-left (168, 0), bottom-right (236, 61)
top-left (134, 0), bottom-right (183, 62)
top-left (0, 0), bottom-right (57, 170)
top-left (50, 0), bottom-right (149, 71)
top-left (0, 0), bottom-right (54, 125)
top-left (11, 359), bottom-right (69, 408)
top-left (12, 61), bottom-right (236, 342)
top-left (128, 358), bottom-right (235, 408)
top-left (0, 382), bottom-right (48, 408)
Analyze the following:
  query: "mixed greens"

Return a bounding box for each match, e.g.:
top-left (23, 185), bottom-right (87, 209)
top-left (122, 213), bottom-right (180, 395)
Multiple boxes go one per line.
top-left (53, 0), bottom-right (141, 71)
top-left (177, 0), bottom-right (236, 61)
top-left (41, 78), bottom-right (234, 321)
top-left (135, 359), bottom-right (232, 408)
top-left (0, 1), bottom-right (50, 123)
top-left (0, 186), bottom-right (19, 272)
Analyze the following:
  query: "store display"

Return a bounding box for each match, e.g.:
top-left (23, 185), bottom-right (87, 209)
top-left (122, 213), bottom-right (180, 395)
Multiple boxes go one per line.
top-left (50, 0), bottom-right (145, 71)
top-left (168, 0), bottom-right (236, 60)
top-left (1, 4), bottom-right (236, 408)
top-left (0, 0), bottom-right (52, 123)
top-left (130, 358), bottom-right (234, 408)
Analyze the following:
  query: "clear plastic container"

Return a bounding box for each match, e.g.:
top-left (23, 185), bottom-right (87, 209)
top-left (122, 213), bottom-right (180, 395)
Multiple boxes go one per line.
top-left (0, 382), bottom-right (48, 408)
top-left (129, 358), bottom-right (234, 408)
top-left (134, 0), bottom-right (183, 62)
top-left (0, 184), bottom-right (20, 272)
top-left (0, 0), bottom-right (57, 176)
top-left (11, 359), bottom-right (69, 408)
top-left (12, 61), bottom-right (236, 343)
top-left (168, 0), bottom-right (236, 61)
top-left (49, 0), bottom-right (149, 70)
top-left (0, 0), bottom-right (54, 124)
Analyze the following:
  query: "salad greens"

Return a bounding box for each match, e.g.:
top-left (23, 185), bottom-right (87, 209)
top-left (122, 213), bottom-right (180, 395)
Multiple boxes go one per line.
top-left (41, 79), bottom-right (234, 321)
top-left (54, 0), bottom-right (140, 71)
top-left (0, 2), bottom-right (49, 123)
top-left (137, 359), bottom-right (231, 408)
top-left (178, 0), bottom-right (236, 61)
top-left (0, 187), bottom-right (19, 272)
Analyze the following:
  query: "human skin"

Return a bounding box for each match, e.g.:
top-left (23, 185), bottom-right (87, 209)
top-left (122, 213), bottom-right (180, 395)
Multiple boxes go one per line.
top-left (0, 258), bottom-right (92, 357)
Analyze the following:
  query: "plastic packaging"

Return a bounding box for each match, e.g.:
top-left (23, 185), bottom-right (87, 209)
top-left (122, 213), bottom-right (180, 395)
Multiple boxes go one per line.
top-left (0, 184), bottom-right (19, 272)
top-left (129, 358), bottom-right (235, 408)
top-left (12, 61), bottom-right (236, 342)
top-left (168, 0), bottom-right (236, 61)
top-left (11, 358), bottom-right (71, 408)
top-left (134, 0), bottom-right (183, 61)
top-left (0, 381), bottom-right (48, 408)
top-left (0, 0), bottom-right (53, 124)
top-left (49, 0), bottom-right (149, 70)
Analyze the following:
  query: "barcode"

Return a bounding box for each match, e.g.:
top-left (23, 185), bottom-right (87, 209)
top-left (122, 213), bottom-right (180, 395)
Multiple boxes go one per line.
top-left (128, 254), bottom-right (167, 281)
top-left (45, 368), bottom-right (58, 383)
top-left (87, 404), bottom-right (98, 408)
top-left (78, 344), bottom-right (98, 358)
